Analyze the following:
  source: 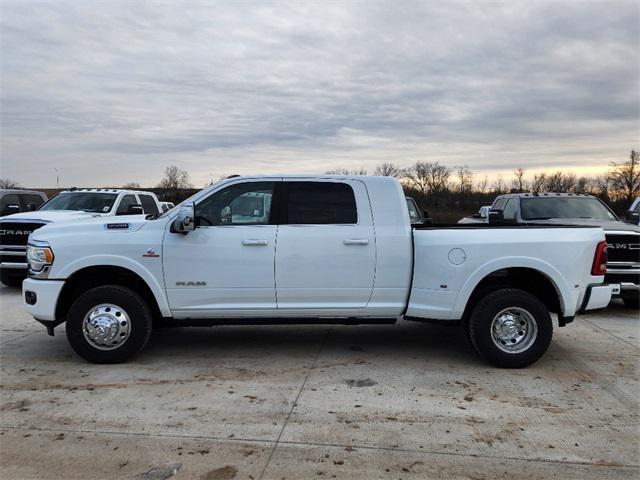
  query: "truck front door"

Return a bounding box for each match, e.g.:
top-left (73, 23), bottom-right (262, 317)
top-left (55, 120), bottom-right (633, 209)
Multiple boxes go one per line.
top-left (163, 180), bottom-right (279, 316)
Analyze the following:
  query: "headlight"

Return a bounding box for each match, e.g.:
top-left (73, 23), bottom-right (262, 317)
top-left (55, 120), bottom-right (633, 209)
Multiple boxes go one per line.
top-left (26, 244), bottom-right (54, 272)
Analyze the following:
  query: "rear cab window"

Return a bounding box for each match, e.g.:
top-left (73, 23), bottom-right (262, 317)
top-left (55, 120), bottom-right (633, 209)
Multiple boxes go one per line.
top-left (284, 181), bottom-right (357, 224)
top-left (116, 194), bottom-right (138, 215)
top-left (138, 194), bottom-right (159, 215)
top-left (21, 194), bottom-right (45, 210)
top-left (1, 194), bottom-right (21, 214)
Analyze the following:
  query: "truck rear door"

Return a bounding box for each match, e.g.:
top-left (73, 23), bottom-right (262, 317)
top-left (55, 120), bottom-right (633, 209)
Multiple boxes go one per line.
top-left (275, 180), bottom-right (375, 311)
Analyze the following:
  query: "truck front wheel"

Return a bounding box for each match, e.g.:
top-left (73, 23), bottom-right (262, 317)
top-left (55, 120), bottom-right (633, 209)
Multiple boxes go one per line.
top-left (66, 285), bottom-right (153, 363)
top-left (467, 288), bottom-right (552, 368)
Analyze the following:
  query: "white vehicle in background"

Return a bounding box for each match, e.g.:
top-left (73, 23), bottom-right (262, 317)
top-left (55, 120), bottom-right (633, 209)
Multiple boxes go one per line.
top-left (22, 176), bottom-right (611, 367)
top-left (459, 205), bottom-right (491, 224)
top-left (0, 188), bottom-right (162, 287)
top-left (159, 201), bottom-right (175, 213)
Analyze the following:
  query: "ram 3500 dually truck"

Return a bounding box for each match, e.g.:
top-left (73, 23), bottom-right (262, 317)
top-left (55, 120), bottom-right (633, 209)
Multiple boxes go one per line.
top-left (22, 176), bottom-right (612, 367)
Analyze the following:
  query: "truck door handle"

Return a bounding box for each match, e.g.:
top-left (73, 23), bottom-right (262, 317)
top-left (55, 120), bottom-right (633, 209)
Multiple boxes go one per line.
top-left (343, 239), bottom-right (369, 246)
top-left (242, 239), bottom-right (269, 246)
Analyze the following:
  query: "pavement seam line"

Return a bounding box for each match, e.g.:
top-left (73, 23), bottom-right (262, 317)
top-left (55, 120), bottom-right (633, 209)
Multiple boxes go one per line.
top-left (581, 318), bottom-right (640, 351)
top-left (1, 424), bottom-right (639, 470)
top-left (258, 328), bottom-right (330, 480)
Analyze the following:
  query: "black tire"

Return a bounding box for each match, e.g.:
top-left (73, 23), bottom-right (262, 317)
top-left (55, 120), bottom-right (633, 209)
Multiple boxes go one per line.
top-left (622, 296), bottom-right (640, 309)
top-left (66, 285), bottom-right (153, 364)
top-left (1, 270), bottom-right (24, 288)
top-left (467, 288), bottom-right (553, 368)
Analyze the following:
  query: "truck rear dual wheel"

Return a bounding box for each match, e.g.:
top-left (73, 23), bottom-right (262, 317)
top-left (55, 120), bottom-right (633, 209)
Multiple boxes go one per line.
top-left (66, 285), bottom-right (153, 364)
top-left (467, 288), bottom-right (553, 368)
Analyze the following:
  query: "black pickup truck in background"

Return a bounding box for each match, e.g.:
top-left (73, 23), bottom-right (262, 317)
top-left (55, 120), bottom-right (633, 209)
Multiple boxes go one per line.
top-left (459, 193), bottom-right (640, 309)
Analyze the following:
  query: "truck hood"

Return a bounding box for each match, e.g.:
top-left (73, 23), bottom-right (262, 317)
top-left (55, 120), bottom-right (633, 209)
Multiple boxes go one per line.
top-left (526, 218), bottom-right (640, 232)
top-left (29, 214), bottom-right (152, 242)
top-left (0, 210), bottom-right (104, 223)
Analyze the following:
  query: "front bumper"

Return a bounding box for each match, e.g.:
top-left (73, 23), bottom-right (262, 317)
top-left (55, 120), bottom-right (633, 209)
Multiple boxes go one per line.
top-left (578, 284), bottom-right (613, 313)
top-left (22, 277), bottom-right (65, 322)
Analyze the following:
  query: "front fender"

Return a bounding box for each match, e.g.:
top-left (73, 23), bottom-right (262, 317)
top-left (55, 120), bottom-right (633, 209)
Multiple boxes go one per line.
top-left (452, 256), bottom-right (574, 318)
top-left (56, 255), bottom-right (172, 317)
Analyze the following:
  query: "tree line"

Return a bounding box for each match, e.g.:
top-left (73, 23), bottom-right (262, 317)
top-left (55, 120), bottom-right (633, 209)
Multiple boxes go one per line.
top-left (327, 150), bottom-right (640, 216)
top-left (2, 150), bottom-right (637, 217)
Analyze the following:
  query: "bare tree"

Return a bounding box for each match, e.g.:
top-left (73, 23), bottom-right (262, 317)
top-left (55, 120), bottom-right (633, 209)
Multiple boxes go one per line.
top-left (157, 165), bottom-right (192, 190)
top-left (574, 176), bottom-right (589, 194)
top-left (545, 171), bottom-right (576, 192)
top-left (455, 166), bottom-right (473, 195)
top-left (403, 161), bottom-right (451, 196)
top-left (491, 176), bottom-right (507, 194)
top-left (531, 173), bottom-right (547, 193)
top-left (512, 168), bottom-right (526, 192)
top-left (0, 178), bottom-right (20, 189)
top-left (374, 162), bottom-right (402, 177)
top-left (609, 150), bottom-right (640, 204)
top-left (122, 182), bottom-right (141, 189)
top-left (476, 175), bottom-right (489, 193)
top-left (157, 165), bottom-right (193, 202)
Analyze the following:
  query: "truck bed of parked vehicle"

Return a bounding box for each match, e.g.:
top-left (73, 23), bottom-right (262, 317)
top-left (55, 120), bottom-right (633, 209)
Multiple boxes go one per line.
top-left (459, 192), bottom-right (640, 308)
top-left (20, 176), bottom-right (611, 367)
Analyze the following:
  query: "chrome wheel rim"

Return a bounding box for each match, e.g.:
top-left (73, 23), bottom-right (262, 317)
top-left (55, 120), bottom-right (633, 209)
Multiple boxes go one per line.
top-left (82, 304), bottom-right (131, 351)
top-left (490, 307), bottom-right (538, 354)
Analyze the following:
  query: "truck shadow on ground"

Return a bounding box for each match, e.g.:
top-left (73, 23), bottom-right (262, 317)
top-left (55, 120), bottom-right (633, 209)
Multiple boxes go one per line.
top-left (142, 320), bottom-right (481, 365)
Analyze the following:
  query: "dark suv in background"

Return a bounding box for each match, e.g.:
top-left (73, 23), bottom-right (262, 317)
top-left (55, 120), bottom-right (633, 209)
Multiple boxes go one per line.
top-left (0, 189), bottom-right (47, 216)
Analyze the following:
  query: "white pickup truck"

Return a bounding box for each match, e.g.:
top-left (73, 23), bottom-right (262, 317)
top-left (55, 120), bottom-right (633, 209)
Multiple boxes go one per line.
top-left (22, 176), bottom-right (612, 367)
top-left (0, 188), bottom-right (162, 286)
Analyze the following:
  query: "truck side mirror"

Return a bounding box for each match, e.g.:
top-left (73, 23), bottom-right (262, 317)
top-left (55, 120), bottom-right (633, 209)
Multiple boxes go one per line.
top-left (2, 204), bottom-right (20, 215)
top-left (171, 202), bottom-right (196, 234)
top-left (488, 209), bottom-right (504, 224)
top-left (478, 206), bottom-right (491, 218)
top-left (422, 210), bottom-right (432, 225)
top-left (625, 210), bottom-right (640, 224)
top-left (127, 204), bottom-right (144, 215)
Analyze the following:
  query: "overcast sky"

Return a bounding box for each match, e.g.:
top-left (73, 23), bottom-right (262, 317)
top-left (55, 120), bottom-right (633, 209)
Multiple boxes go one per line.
top-left (1, 1), bottom-right (638, 188)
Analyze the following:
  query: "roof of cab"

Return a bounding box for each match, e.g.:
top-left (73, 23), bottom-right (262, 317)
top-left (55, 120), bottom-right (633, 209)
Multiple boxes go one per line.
top-left (498, 192), bottom-right (595, 198)
top-left (60, 188), bottom-right (155, 195)
top-left (0, 188), bottom-right (47, 196)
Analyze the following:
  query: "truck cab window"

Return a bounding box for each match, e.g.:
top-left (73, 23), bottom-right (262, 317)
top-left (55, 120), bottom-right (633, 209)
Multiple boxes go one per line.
top-left (1, 194), bottom-right (21, 214)
top-left (285, 182), bottom-right (357, 224)
top-left (492, 198), bottom-right (507, 211)
top-left (196, 182), bottom-right (274, 226)
top-left (139, 194), bottom-right (159, 215)
top-left (503, 198), bottom-right (517, 221)
top-left (116, 195), bottom-right (138, 215)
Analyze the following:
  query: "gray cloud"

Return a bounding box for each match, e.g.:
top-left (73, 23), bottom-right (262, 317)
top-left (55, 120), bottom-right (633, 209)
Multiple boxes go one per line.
top-left (1, 0), bottom-right (638, 187)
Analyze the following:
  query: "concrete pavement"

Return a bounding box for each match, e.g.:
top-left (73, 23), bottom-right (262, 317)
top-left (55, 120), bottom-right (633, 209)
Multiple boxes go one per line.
top-left (1, 284), bottom-right (638, 479)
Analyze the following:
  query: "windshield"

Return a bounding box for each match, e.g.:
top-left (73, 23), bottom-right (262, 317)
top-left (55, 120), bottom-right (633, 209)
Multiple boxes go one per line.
top-left (39, 192), bottom-right (118, 213)
top-left (520, 197), bottom-right (617, 220)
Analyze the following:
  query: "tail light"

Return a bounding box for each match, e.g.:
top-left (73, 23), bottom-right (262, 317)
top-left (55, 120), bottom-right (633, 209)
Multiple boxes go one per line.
top-left (591, 241), bottom-right (608, 276)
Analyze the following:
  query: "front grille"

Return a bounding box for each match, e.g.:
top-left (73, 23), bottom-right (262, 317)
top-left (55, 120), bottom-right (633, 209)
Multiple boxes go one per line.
top-left (0, 222), bottom-right (46, 246)
top-left (605, 233), bottom-right (640, 263)
top-left (606, 273), bottom-right (640, 285)
top-left (0, 253), bottom-right (26, 264)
